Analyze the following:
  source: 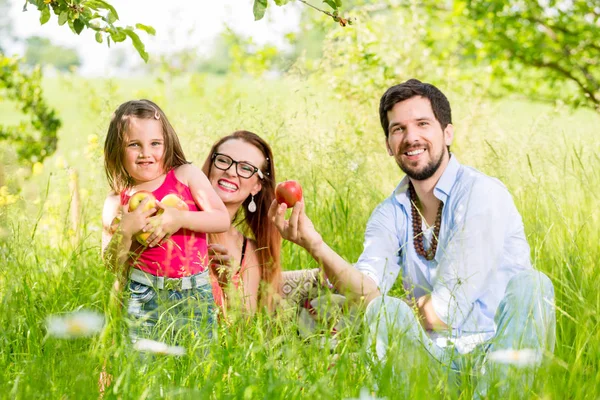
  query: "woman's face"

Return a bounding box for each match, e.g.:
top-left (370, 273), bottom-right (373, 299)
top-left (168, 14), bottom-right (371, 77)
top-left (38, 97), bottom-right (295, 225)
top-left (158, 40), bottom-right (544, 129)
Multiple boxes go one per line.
top-left (209, 139), bottom-right (265, 208)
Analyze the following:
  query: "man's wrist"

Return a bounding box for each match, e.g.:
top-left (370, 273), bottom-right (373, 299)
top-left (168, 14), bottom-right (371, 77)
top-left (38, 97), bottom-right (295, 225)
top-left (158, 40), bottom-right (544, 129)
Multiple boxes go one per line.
top-left (306, 237), bottom-right (326, 260)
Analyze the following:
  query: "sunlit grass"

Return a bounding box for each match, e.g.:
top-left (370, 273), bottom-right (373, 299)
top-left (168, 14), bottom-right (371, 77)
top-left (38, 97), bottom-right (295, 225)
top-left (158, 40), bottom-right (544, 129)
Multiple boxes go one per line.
top-left (0, 73), bottom-right (599, 398)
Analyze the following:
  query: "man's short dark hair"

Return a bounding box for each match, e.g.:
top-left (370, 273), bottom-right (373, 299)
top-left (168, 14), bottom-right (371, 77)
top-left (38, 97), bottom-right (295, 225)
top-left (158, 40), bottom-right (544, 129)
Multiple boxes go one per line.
top-left (379, 79), bottom-right (452, 138)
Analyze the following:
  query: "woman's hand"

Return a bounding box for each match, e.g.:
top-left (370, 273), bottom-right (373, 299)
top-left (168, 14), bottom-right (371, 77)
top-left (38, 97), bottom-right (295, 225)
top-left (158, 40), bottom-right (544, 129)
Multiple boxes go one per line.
top-left (208, 243), bottom-right (235, 286)
top-left (118, 197), bottom-right (156, 240)
top-left (142, 201), bottom-right (184, 247)
top-left (268, 200), bottom-right (324, 254)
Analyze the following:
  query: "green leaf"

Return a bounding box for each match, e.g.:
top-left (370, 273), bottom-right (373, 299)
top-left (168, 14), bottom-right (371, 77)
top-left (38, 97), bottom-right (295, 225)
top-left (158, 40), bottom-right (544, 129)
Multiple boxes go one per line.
top-left (95, 31), bottom-right (103, 43)
top-left (323, 0), bottom-right (338, 10)
top-left (135, 23), bottom-right (156, 36)
top-left (274, 0), bottom-right (291, 5)
top-left (91, 0), bottom-right (119, 20)
top-left (73, 18), bottom-right (85, 34)
top-left (109, 29), bottom-right (127, 42)
top-left (123, 28), bottom-right (148, 62)
top-left (39, 6), bottom-right (50, 25)
top-left (58, 11), bottom-right (68, 26)
top-left (106, 10), bottom-right (117, 24)
top-left (253, 0), bottom-right (268, 21)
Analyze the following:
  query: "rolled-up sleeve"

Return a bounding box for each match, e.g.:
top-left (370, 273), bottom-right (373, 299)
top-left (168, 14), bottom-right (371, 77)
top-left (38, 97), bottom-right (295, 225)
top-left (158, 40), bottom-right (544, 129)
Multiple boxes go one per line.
top-left (431, 179), bottom-right (511, 329)
top-left (354, 200), bottom-right (403, 295)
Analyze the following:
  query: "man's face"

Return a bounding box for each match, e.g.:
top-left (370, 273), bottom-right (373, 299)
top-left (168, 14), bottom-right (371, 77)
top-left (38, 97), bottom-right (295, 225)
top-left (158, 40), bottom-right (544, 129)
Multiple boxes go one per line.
top-left (386, 96), bottom-right (453, 181)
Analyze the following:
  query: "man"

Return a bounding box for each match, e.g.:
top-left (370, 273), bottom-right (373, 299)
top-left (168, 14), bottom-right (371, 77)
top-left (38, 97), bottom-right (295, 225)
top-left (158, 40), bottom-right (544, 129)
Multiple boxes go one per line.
top-left (269, 79), bottom-right (555, 393)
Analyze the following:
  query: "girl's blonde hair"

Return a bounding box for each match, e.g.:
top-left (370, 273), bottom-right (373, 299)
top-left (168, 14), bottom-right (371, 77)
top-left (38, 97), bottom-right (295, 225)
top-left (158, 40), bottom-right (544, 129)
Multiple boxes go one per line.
top-left (103, 99), bottom-right (188, 193)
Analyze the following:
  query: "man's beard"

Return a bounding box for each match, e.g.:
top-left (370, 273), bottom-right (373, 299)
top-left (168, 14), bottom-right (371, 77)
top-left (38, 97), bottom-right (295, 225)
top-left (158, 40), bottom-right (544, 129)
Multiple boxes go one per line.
top-left (397, 147), bottom-right (446, 181)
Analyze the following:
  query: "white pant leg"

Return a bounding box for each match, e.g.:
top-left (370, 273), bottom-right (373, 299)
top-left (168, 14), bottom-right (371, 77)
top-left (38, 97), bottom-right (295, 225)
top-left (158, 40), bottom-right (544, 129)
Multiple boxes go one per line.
top-left (365, 295), bottom-right (454, 366)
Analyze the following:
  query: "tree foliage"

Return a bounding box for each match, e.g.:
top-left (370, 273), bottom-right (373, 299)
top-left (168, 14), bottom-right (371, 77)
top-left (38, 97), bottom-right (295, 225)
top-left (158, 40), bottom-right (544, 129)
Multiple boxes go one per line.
top-left (1, 0), bottom-right (154, 168)
top-left (27, 0), bottom-right (155, 61)
top-left (0, 57), bottom-right (60, 166)
top-left (299, 0), bottom-right (599, 112)
top-left (254, 0), bottom-right (352, 26)
top-left (458, 0), bottom-right (600, 111)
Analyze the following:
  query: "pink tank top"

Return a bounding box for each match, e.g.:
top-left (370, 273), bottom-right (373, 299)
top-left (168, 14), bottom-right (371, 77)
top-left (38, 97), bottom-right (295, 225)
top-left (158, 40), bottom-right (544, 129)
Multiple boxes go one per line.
top-left (121, 169), bottom-right (208, 278)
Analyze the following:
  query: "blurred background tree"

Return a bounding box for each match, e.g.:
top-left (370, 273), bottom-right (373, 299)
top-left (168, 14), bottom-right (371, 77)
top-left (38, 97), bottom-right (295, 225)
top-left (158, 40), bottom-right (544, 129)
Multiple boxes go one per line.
top-left (293, 0), bottom-right (599, 112)
top-left (459, 0), bottom-right (600, 111)
top-left (24, 36), bottom-right (81, 71)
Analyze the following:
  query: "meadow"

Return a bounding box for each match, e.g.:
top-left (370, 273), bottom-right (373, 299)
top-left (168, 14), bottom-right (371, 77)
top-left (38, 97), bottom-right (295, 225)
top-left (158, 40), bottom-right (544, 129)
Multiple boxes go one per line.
top-left (0, 71), bottom-right (599, 399)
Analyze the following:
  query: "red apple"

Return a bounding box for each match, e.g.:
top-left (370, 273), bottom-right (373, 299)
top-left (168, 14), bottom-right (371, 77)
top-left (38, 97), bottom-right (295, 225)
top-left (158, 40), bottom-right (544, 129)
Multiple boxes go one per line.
top-left (275, 180), bottom-right (303, 208)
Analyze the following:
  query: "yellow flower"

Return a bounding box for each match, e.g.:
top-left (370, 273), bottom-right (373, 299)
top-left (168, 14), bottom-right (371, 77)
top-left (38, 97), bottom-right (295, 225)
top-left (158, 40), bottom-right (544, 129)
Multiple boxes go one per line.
top-left (54, 156), bottom-right (67, 170)
top-left (32, 162), bottom-right (44, 176)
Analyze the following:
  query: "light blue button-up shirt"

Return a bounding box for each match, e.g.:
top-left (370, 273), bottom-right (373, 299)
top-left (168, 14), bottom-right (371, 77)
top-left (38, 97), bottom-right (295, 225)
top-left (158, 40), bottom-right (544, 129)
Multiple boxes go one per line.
top-left (355, 156), bottom-right (532, 352)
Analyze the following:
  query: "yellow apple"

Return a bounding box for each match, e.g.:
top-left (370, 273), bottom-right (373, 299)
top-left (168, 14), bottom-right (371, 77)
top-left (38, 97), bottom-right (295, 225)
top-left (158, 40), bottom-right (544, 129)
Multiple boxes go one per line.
top-left (109, 214), bottom-right (121, 234)
top-left (160, 193), bottom-right (189, 212)
top-left (128, 191), bottom-right (157, 213)
top-left (135, 218), bottom-right (160, 247)
top-left (136, 231), bottom-right (151, 246)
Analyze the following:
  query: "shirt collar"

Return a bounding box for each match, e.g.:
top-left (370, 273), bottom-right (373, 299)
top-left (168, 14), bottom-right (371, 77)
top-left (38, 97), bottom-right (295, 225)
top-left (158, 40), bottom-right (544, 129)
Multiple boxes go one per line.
top-left (393, 154), bottom-right (461, 205)
top-left (434, 154), bottom-right (460, 202)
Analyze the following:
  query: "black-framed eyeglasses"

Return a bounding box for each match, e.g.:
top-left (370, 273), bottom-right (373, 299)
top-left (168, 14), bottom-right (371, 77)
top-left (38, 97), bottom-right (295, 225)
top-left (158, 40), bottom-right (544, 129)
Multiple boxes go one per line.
top-left (211, 153), bottom-right (264, 179)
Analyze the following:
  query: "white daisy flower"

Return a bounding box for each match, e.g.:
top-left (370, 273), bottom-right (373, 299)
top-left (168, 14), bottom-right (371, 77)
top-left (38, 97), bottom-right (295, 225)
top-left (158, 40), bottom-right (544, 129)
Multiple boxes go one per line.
top-left (487, 348), bottom-right (542, 367)
top-left (46, 310), bottom-right (105, 339)
top-left (133, 339), bottom-right (186, 356)
top-left (345, 388), bottom-right (386, 400)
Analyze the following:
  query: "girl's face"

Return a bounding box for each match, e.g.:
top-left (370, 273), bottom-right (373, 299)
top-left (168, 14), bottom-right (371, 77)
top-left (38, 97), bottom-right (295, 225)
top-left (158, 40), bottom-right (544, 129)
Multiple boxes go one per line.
top-left (209, 139), bottom-right (264, 208)
top-left (123, 117), bottom-right (165, 185)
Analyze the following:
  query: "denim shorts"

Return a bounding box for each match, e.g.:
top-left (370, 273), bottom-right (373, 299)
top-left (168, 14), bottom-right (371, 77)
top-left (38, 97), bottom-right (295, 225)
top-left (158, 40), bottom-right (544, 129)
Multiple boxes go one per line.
top-left (126, 279), bottom-right (215, 343)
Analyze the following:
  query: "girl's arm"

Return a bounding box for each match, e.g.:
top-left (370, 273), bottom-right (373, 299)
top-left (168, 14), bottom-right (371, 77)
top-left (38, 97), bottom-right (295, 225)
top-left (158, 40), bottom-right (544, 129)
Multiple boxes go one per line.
top-left (102, 193), bottom-right (132, 275)
top-left (102, 193), bottom-right (155, 277)
top-left (143, 164), bottom-right (230, 247)
top-left (208, 240), bottom-right (261, 315)
top-left (181, 163), bottom-right (230, 232)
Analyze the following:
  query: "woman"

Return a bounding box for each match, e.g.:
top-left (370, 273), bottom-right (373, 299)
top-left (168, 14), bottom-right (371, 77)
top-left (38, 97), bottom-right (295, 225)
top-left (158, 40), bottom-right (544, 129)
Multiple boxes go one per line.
top-left (202, 130), bottom-right (282, 314)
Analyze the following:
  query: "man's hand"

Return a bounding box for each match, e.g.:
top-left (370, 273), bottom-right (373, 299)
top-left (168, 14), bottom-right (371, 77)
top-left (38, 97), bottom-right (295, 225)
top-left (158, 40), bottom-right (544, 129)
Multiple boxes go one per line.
top-left (268, 200), bottom-right (323, 253)
top-left (416, 294), bottom-right (448, 331)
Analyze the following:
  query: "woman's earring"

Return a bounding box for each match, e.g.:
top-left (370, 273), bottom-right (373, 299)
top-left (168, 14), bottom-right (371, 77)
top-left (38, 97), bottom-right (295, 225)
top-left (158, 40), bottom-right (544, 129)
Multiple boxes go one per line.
top-left (248, 195), bottom-right (257, 213)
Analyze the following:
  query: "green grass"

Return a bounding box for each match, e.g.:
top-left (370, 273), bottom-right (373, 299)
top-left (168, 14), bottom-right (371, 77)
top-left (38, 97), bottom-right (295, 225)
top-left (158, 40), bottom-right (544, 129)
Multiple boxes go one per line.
top-left (0, 72), bottom-right (599, 399)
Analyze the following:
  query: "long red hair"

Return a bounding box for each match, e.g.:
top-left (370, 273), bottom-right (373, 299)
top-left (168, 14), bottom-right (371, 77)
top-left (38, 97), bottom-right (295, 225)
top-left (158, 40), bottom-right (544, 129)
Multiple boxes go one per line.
top-left (202, 131), bottom-right (281, 311)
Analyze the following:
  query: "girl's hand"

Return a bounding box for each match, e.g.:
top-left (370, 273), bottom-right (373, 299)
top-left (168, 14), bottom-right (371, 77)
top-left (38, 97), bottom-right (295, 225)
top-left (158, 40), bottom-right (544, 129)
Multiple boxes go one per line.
top-left (142, 201), bottom-right (183, 247)
top-left (208, 243), bottom-right (235, 286)
top-left (118, 197), bottom-right (156, 240)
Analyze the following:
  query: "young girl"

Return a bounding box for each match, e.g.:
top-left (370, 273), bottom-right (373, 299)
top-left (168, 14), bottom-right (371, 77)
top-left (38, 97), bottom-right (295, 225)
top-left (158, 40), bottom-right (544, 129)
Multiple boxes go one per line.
top-left (201, 131), bottom-right (282, 314)
top-left (101, 99), bottom-right (230, 341)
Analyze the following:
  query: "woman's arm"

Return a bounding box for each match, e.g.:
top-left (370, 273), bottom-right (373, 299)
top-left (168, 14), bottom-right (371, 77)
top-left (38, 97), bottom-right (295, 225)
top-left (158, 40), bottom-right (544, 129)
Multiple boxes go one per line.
top-left (143, 164), bottom-right (230, 247)
top-left (238, 240), bottom-right (262, 314)
top-left (208, 240), bottom-right (262, 315)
